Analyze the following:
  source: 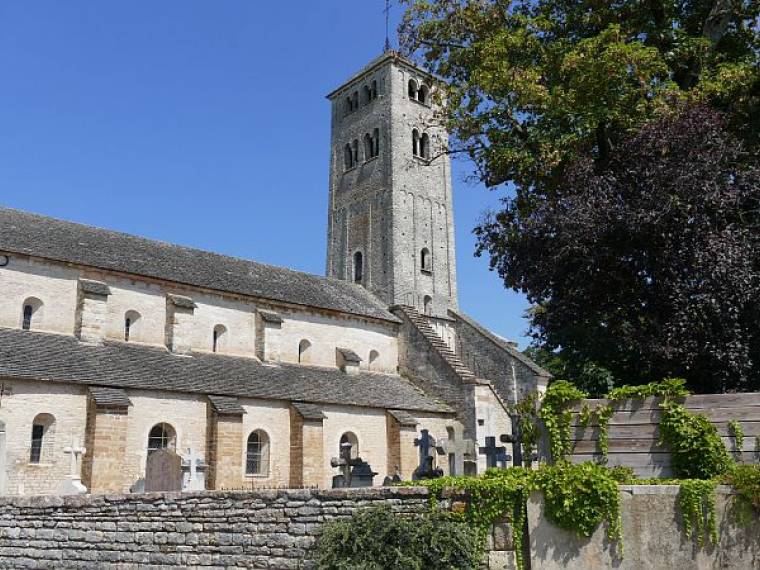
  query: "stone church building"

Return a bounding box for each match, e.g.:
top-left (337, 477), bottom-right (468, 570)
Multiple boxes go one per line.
top-left (0, 52), bottom-right (548, 496)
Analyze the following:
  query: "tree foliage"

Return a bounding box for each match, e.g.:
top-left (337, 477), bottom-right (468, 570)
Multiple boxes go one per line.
top-left (400, 0), bottom-right (759, 188)
top-left (481, 106), bottom-right (760, 392)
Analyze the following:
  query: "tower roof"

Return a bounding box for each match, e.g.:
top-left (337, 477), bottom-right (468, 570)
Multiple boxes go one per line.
top-left (325, 50), bottom-right (437, 100)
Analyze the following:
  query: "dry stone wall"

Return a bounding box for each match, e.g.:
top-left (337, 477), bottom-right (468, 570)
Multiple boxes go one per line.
top-left (0, 488), bottom-right (440, 569)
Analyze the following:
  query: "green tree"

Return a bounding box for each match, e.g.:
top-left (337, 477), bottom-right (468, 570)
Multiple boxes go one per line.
top-left (400, 0), bottom-right (759, 188)
top-left (401, 1), bottom-right (760, 391)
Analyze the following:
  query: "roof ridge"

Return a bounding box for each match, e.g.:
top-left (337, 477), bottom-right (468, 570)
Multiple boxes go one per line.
top-left (0, 206), bottom-right (398, 323)
top-left (0, 205), bottom-right (363, 289)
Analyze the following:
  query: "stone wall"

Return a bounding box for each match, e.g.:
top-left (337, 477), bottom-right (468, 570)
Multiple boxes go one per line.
top-left (1, 485), bottom-right (757, 569)
top-left (0, 488), bottom-right (441, 569)
top-left (528, 485), bottom-right (760, 570)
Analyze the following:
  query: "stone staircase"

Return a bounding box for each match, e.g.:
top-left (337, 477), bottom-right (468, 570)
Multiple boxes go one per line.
top-left (393, 304), bottom-right (477, 383)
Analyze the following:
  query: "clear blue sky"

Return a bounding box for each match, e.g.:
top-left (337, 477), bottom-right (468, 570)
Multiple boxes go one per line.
top-left (0, 1), bottom-right (531, 347)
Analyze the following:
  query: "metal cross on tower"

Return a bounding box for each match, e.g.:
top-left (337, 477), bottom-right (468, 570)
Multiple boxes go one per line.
top-left (383, 0), bottom-right (393, 52)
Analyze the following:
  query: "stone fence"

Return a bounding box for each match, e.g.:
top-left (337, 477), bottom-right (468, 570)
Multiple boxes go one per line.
top-left (0, 487), bottom-right (517, 569)
top-left (0, 485), bottom-right (758, 569)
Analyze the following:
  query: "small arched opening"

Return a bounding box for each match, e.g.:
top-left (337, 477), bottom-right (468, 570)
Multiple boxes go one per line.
top-left (364, 133), bottom-right (373, 161)
top-left (353, 251), bottom-right (364, 284)
top-left (420, 133), bottom-right (431, 159)
top-left (418, 84), bottom-right (430, 105)
top-left (29, 413), bottom-right (56, 464)
top-left (147, 422), bottom-right (176, 452)
top-left (412, 129), bottom-right (420, 156)
top-left (213, 324), bottom-right (227, 353)
top-left (21, 297), bottom-right (43, 331)
top-left (298, 339), bottom-right (312, 364)
top-left (246, 430), bottom-right (270, 476)
top-left (340, 431), bottom-right (359, 459)
top-left (420, 248), bottom-right (432, 272)
top-left (124, 310), bottom-right (141, 342)
top-left (344, 143), bottom-right (353, 170)
top-left (423, 295), bottom-right (433, 316)
top-left (368, 350), bottom-right (380, 371)
top-left (408, 79), bottom-right (418, 100)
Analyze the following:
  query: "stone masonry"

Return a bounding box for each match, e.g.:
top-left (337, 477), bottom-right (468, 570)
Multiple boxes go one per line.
top-left (0, 488), bottom-right (442, 569)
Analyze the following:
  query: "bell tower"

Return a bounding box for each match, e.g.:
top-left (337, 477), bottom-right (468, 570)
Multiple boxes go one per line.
top-left (325, 52), bottom-right (458, 317)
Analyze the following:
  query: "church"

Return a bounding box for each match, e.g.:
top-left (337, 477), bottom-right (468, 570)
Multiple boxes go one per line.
top-left (0, 52), bottom-right (548, 496)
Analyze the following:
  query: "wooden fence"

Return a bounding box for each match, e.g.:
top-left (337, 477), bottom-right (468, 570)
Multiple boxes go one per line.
top-left (568, 393), bottom-right (760, 478)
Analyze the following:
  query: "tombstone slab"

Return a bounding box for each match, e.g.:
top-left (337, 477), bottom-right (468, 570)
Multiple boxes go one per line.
top-left (145, 449), bottom-right (183, 492)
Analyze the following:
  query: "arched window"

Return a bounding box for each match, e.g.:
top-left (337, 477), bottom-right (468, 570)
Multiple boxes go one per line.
top-left (370, 80), bottom-right (378, 100)
top-left (353, 251), bottom-right (363, 284)
top-left (29, 413), bottom-right (55, 464)
top-left (352, 139), bottom-right (359, 165)
top-left (421, 133), bottom-right (431, 159)
top-left (423, 295), bottom-right (433, 316)
top-left (364, 133), bottom-right (373, 161)
top-left (340, 431), bottom-right (359, 459)
top-left (363, 85), bottom-right (371, 104)
top-left (344, 143), bottom-right (353, 170)
top-left (213, 324), bottom-right (227, 353)
top-left (124, 310), bottom-right (141, 342)
top-left (420, 248), bottom-right (432, 272)
top-left (21, 297), bottom-right (43, 331)
top-left (344, 97), bottom-right (353, 115)
top-left (298, 339), bottom-right (312, 364)
top-left (368, 350), bottom-right (379, 370)
top-left (246, 430), bottom-right (270, 476)
top-left (418, 84), bottom-right (430, 105)
top-left (408, 79), bottom-right (418, 100)
top-left (352, 91), bottom-right (359, 111)
top-left (147, 423), bottom-right (176, 452)
top-left (372, 128), bottom-right (380, 157)
top-left (412, 129), bottom-right (420, 157)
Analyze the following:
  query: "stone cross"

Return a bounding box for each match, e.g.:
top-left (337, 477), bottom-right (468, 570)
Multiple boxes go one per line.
top-left (414, 429), bottom-right (436, 470)
top-left (182, 448), bottom-right (206, 491)
top-left (413, 429), bottom-right (443, 480)
top-left (59, 438), bottom-right (87, 495)
top-left (330, 442), bottom-right (355, 487)
top-left (479, 436), bottom-right (510, 469)
top-left (63, 440), bottom-right (86, 478)
top-left (436, 427), bottom-right (476, 476)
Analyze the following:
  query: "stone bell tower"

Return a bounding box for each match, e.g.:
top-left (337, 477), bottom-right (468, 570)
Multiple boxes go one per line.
top-left (325, 51), bottom-right (458, 317)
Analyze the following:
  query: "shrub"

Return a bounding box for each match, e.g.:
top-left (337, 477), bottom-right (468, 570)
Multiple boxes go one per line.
top-left (313, 506), bottom-right (480, 570)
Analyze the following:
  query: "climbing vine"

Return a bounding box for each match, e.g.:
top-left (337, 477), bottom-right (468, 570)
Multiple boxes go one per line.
top-left (510, 391), bottom-right (541, 466)
top-left (659, 398), bottom-right (733, 480)
top-left (728, 420), bottom-right (745, 458)
top-left (539, 381), bottom-right (588, 462)
top-left (410, 462), bottom-right (625, 570)
top-left (678, 479), bottom-right (719, 546)
top-left (724, 464), bottom-right (760, 525)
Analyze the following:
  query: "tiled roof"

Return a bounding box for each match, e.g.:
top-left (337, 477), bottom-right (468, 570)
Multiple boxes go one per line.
top-left (388, 409), bottom-right (419, 427)
top-left (79, 279), bottom-right (111, 297)
top-left (0, 328), bottom-right (445, 413)
top-left (336, 347), bottom-right (362, 364)
top-left (449, 309), bottom-right (551, 378)
top-left (0, 207), bottom-right (397, 323)
top-left (207, 395), bottom-right (246, 416)
top-left (291, 402), bottom-right (327, 420)
top-left (88, 386), bottom-right (131, 407)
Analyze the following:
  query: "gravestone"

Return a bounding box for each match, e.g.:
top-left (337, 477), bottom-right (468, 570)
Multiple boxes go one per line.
top-left (145, 449), bottom-right (183, 492)
top-left (331, 442), bottom-right (378, 488)
top-left (58, 438), bottom-right (87, 495)
top-left (479, 436), bottom-right (511, 469)
top-left (181, 448), bottom-right (208, 491)
top-left (412, 429), bottom-right (444, 480)
top-left (435, 426), bottom-right (477, 476)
